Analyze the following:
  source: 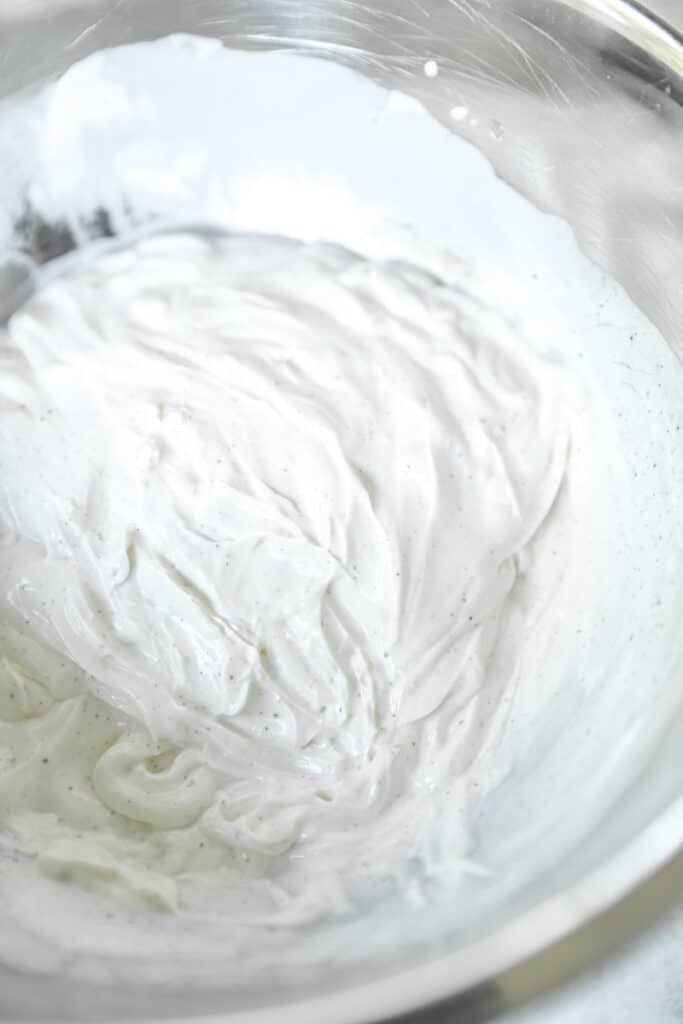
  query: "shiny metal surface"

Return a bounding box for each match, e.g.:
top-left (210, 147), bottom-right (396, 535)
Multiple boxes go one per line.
top-left (1, 1), bottom-right (683, 1021)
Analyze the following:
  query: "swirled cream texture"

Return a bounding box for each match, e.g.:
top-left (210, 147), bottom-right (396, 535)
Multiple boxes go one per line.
top-left (0, 231), bottom-right (581, 919)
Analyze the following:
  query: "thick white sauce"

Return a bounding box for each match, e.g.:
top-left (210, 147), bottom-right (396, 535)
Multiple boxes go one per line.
top-left (0, 228), bottom-right (581, 917)
top-left (0, 34), bottom-right (683, 987)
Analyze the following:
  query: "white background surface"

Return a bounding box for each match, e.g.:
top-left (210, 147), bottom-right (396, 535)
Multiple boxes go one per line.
top-left (508, 906), bottom-right (683, 1023)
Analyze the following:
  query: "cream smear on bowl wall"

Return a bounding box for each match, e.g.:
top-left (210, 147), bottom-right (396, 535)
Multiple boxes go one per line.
top-left (0, 34), bottom-right (682, 987)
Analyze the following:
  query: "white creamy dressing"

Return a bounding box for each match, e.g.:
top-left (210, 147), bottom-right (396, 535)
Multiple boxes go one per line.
top-left (1, 35), bottom-right (683, 984)
top-left (0, 229), bottom-right (581, 916)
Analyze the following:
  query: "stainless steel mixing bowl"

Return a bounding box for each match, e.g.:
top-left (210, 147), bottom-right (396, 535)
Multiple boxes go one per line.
top-left (2, 1), bottom-right (683, 1021)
